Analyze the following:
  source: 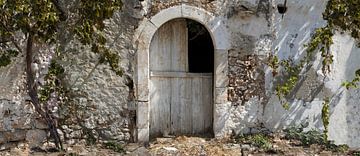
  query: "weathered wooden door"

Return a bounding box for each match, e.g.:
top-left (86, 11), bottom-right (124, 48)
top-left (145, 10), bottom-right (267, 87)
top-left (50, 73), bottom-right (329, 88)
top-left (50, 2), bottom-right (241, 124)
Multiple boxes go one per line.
top-left (149, 19), bottom-right (213, 138)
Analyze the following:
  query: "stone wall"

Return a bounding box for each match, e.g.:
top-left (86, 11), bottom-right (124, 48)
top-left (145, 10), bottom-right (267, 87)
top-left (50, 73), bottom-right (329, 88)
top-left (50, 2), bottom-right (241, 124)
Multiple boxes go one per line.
top-left (0, 0), bottom-right (142, 149)
top-left (1, 0), bottom-right (360, 149)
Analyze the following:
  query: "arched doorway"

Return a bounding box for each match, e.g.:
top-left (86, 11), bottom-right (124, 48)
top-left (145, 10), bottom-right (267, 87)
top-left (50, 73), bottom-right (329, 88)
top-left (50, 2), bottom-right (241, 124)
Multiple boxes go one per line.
top-left (149, 18), bottom-right (214, 138)
top-left (135, 4), bottom-right (230, 142)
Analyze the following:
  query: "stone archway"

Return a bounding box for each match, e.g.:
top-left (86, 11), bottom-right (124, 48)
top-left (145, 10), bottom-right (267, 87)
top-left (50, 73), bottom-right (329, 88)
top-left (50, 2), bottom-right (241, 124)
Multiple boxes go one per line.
top-left (134, 4), bottom-right (230, 142)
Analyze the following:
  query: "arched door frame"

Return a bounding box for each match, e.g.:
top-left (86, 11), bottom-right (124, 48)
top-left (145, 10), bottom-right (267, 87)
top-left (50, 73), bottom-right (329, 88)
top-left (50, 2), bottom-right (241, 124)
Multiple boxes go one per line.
top-left (134, 4), bottom-right (231, 142)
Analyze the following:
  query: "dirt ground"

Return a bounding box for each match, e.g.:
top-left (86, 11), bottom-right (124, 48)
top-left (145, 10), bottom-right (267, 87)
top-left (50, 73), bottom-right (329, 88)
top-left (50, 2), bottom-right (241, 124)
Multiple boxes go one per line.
top-left (0, 135), bottom-right (358, 156)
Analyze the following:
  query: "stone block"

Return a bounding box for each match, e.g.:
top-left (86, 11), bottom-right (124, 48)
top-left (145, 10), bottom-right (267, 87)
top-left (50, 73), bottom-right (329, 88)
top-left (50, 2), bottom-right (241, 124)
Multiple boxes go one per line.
top-left (11, 117), bottom-right (32, 130)
top-left (134, 19), bottom-right (153, 43)
top-left (213, 103), bottom-right (231, 138)
top-left (137, 128), bottom-right (149, 143)
top-left (34, 120), bottom-right (48, 129)
top-left (26, 130), bottom-right (47, 148)
top-left (137, 102), bottom-right (149, 129)
top-left (137, 21), bottom-right (157, 49)
top-left (0, 142), bottom-right (17, 151)
top-left (182, 4), bottom-right (213, 25)
top-left (215, 88), bottom-right (228, 104)
top-left (208, 19), bottom-right (231, 50)
top-left (136, 77), bottom-right (149, 101)
top-left (3, 130), bottom-right (26, 142)
top-left (215, 49), bottom-right (229, 88)
top-left (150, 6), bottom-right (182, 28)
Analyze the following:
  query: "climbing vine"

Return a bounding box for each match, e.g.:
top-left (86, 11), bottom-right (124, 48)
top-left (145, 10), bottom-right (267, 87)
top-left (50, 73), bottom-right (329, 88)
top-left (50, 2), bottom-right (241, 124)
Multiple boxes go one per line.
top-left (271, 0), bottom-right (360, 141)
top-left (274, 26), bottom-right (334, 103)
top-left (274, 0), bottom-right (360, 102)
top-left (321, 97), bottom-right (330, 141)
top-left (0, 0), bottom-right (123, 150)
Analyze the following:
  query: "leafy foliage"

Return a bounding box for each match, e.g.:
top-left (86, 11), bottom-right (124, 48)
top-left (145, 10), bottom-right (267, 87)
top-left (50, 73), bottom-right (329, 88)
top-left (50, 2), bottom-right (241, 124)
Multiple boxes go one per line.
top-left (284, 127), bottom-right (349, 153)
top-left (266, 54), bottom-right (279, 76)
top-left (103, 142), bottom-right (125, 153)
top-left (321, 97), bottom-right (330, 141)
top-left (0, 0), bottom-right (61, 42)
top-left (38, 61), bottom-right (65, 103)
top-left (275, 59), bottom-right (302, 102)
top-left (342, 69), bottom-right (360, 89)
top-left (235, 134), bottom-right (273, 151)
top-left (274, 26), bottom-right (334, 105)
top-left (0, 0), bottom-right (123, 149)
top-left (272, 0), bottom-right (360, 114)
top-left (0, 49), bottom-right (18, 67)
top-left (75, 0), bottom-right (123, 76)
top-left (323, 0), bottom-right (360, 43)
top-left (352, 151), bottom-right (360, 156)
top-left (285, 127), bottom-right (327, 146)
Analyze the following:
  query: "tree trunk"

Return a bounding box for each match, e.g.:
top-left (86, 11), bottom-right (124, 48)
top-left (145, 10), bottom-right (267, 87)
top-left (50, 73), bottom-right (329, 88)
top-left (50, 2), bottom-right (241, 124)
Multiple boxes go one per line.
top-left (25, 33), bottom-right (63, 150)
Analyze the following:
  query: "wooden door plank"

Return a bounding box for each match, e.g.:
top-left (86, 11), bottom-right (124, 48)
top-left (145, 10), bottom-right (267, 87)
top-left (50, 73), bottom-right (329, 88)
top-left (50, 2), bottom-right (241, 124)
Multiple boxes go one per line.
top-left (150, 71), bottom-right (212, 78)
top-left (150, 19), bottom-right (188, 72)
top-left (191, 77), bottom-right (203, 134)
top-left (202, 77), bottom-right (213, 132)
top-left (170, 77), bottom-right (181, 134)
top-left (181, 77), bottom-right (192, 134)
top-left (149, 77), bottom-right (171, 137)
top-left (150, 19), bottom-right (172, 71)
top-left (160, 78), bottom-right (172, 136)
top-left (170, 19), bottom-right (188, 71)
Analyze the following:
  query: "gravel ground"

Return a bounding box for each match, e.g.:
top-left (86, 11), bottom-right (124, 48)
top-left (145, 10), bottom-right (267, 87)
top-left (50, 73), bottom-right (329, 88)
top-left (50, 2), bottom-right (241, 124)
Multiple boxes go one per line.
top-left (0, 135), bottom-right (358, 156)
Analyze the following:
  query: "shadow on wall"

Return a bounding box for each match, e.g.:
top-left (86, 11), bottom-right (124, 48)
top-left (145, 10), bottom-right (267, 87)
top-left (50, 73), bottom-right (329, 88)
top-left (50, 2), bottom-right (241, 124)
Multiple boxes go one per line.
top-left (264, 30), bottom-right (360, 148)
top-left (263, 0), bottom-right (328, 130)
top-left (343, 43), bottom-right (360, 147)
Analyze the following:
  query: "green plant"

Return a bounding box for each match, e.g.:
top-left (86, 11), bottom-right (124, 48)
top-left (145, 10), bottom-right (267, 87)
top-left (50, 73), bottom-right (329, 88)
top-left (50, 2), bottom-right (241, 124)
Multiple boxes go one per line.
top-left (267, 54), bottom-right (279, 76)
top-left (271, 0), bottom-right (360, 110)
top-left (352, 151), bottom-right (360, 156)
top-left (103, 141), bottom-right (125, 153)
top-left (284, 127), bottom-right (327, 146)
top-left (38, 61), bottom-right (65, 103)
top-left (0, 0), bottom-right (123, 149)
top-left (236, 134), bottom-right (272, 151)
top-left (274, 59), bottom-right (303, 108)
top-left (0, 49), bottom-right (18, 67)
top-left (284, 127), bottom-right (349, 152)
top-left (342, 69), bottom-right (360, 89)
top-left (321, 97), bottom-right (330, 141)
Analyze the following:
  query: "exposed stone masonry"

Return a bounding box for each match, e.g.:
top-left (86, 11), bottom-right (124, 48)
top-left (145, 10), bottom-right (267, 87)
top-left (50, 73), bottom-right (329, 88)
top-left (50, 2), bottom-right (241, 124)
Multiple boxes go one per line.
top-left (228, 53), bottom-right (266, 106)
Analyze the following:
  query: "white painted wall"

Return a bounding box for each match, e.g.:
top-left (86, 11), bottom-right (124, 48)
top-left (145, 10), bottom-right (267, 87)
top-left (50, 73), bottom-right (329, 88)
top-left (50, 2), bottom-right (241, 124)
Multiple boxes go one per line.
top-left (264, 0), bottom-right (360, 148)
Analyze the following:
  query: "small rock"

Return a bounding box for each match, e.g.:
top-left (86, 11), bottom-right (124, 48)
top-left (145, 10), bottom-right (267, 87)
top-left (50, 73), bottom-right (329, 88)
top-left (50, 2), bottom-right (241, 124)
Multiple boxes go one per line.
top-left (241, 144), bottom-right (251, 150)
top-left (129, 147), bottom-right (150, 156)
top-left (0, 142), bottom-right (17, 151)
top-left (163, 147), bottom-right (178, 152)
